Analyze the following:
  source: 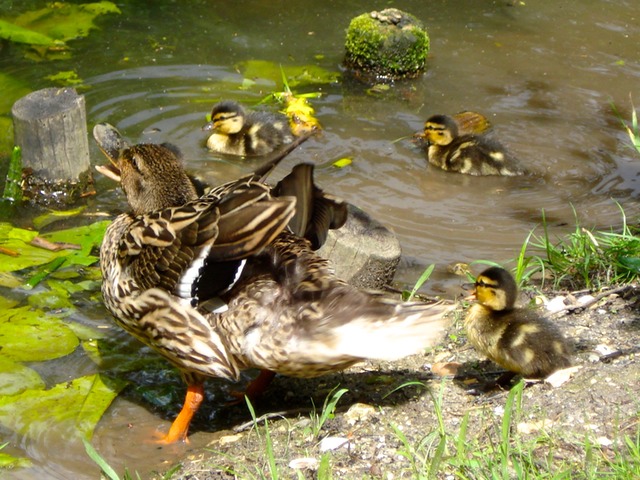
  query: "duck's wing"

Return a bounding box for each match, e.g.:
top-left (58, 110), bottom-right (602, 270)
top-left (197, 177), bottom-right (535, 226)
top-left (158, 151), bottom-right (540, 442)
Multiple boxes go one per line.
top-left (118, 183), bottom-right (296, 303)
top-left (273, 163), bottom-right (348, 249)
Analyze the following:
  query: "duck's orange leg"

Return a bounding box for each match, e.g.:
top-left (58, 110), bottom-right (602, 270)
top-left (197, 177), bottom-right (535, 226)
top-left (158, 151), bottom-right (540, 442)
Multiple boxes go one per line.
top-left (155, 383), bottom-right (204, 444)
top-left (229, 369), bottom-right (276, 404)
top-left (244, 370), bottom-right (276, 399)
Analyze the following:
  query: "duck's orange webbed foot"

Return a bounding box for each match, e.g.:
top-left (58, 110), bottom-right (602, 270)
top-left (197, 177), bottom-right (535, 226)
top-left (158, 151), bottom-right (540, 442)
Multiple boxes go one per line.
top-left (153, 383), bottom-right (205, 444)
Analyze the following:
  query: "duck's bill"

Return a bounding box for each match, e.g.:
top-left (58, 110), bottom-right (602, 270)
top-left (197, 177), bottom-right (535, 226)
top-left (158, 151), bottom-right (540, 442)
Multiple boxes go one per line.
top-left (93, 123), bottom-right (128, 163)
top-left (93, 123), bottom-right (127, 182)
top-left (202, 121), bottom-right (215, 132)
top-left (95, 163), bottom-right (121, 182)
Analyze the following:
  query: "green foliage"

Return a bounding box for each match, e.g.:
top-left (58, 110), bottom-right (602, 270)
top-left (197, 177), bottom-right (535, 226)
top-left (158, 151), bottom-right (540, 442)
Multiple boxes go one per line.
top-left (44, 70), bottom-right (84, 87)
top-left (236, 60), bottom-right (340, 89)
top-left (310, 386), bottom-right (348, 438)
top-left (0, 18), bottom-right (59, 46)
top-left (0, 220), bottom-right (108, 286)
top-left (344, 11), bottom-right (429, 78)
top-left (0, 1), bottom-right (121, 61)
top-left (0, 442), bottom-right (32, 469)
top-left (0, 303), bottom-right (79, 361)
top-left (0, 357), bottom-right (45, 395)
top-left (2, 147), bottom-right (22, 204)
top-left (403, 264), bottom-right (434, 301)
top-left (519, 206), bottom-right (640, 289)
top-left (612, 97), bottom-right (640, 155)
top-left (0, 374), bottom-right (125, 441)
top-left (83, 438), bottom-right (142, 480)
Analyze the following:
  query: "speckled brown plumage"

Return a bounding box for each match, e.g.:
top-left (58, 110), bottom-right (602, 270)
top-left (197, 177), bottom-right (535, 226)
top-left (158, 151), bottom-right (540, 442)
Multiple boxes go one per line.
top-left (95, 123), bottom-right (452, 443)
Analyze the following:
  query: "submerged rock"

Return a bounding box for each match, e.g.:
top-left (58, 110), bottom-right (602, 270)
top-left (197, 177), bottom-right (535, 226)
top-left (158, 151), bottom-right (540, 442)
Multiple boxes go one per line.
top-left (344, 8), bottom-right (430, 81)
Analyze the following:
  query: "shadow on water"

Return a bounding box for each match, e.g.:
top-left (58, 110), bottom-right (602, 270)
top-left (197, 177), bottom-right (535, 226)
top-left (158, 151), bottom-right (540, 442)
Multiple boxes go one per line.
top-left (1, 0), bottom-right (640, 477)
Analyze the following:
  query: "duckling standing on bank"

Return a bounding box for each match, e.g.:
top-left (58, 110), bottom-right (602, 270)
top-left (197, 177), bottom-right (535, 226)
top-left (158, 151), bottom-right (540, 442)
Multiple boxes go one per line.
top-left (202, 100), bottom-right (294, 156)
top-left (465, 266), bottom-right (572, 382)
top-left (420, 114), bottom-right (527, 176)
top-left (95, 123), bottom-right (453, 443)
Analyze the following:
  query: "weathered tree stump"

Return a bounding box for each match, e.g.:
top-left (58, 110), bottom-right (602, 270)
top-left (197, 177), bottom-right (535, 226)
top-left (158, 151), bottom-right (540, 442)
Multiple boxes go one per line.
top-left (12, 87), bottom-right (93, 205)
top-left (318, 204), bottom-right (401, 290)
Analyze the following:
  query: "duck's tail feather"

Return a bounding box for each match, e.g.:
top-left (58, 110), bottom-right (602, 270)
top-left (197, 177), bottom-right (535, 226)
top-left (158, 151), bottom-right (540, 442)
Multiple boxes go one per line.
top-left (299, 298), bottom-right (454, 362)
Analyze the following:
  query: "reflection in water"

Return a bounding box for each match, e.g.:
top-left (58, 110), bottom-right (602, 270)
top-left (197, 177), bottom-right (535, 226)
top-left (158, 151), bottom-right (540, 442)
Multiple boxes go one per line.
top-left (2, 1), bottom-right (640, 477)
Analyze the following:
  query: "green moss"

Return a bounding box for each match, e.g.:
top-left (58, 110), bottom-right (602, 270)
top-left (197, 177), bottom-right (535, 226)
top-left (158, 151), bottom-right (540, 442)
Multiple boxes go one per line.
top-left (344, 9), bottom-right (429, 79)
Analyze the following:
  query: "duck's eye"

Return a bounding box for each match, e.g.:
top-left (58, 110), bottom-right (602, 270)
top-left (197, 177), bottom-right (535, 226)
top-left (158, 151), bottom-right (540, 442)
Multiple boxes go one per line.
top-left (129, 154), bottom-right (142, 173)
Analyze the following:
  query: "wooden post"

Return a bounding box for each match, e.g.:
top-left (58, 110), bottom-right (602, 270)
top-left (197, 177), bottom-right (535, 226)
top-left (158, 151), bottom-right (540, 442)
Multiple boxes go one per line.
top-left (12, 87), bottom-right (92, 205)
top-left (318, 204), bottom-right (401, 290)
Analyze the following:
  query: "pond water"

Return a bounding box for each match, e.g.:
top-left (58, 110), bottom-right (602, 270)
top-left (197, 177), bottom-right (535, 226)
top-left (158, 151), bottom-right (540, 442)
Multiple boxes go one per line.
top-left (1, 0), bottom-right (639, 478)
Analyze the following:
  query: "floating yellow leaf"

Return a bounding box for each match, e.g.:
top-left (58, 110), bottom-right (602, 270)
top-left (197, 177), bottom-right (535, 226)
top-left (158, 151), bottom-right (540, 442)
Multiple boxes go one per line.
top-left (332, 157), bottom-right (353, 168)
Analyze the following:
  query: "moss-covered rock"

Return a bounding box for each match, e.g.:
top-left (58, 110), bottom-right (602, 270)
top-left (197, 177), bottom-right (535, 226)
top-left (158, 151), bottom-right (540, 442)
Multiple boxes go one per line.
top-left (344, 8), bottom-right (429, 81)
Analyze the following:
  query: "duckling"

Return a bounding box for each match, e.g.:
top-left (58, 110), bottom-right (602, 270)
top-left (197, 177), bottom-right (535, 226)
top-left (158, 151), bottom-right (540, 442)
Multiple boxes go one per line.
top-left (420, 114), bottom-right (526, 176)
top-left (465, 266), bottom-right (572, 380)
top-left (202, 100), bottom-right (294, 156)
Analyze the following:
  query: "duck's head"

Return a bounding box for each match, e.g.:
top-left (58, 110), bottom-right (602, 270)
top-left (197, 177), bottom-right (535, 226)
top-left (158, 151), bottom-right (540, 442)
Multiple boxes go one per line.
top-left (93, 123), bottom-right (197, 215)
top-left (471, 266), bottom-right (518, 312)
top-left (202, 100), bottom-right (246, 135)
top-left (422, 114), bottom-right (459, 146)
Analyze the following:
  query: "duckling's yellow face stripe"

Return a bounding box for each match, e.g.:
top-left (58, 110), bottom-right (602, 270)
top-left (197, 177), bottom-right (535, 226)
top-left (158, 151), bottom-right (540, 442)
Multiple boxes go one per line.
top-left (423, 122), bottom-right (453, 146)
top-left (474, 275), bottom-right (509, 311)
top-left (212, 112), bottom-right (243, 134)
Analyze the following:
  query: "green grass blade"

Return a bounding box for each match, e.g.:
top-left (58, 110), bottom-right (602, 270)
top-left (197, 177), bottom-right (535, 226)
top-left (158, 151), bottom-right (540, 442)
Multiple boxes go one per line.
top-left (82, 438), bottom-right (121, 480)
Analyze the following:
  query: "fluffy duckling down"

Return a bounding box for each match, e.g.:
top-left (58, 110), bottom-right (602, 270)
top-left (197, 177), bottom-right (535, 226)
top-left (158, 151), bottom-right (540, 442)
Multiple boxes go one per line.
top-left (203, 100), bottom-right (294, 156)
top-left (420, 114), bottom-right (527, 176)
top-left (465, 266), bottom-right (572, 379)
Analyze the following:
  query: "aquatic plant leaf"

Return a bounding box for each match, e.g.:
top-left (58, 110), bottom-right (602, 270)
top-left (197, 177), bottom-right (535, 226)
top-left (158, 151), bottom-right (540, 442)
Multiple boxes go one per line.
top-left (26, 284), bottom-right (73, 310)
top-left (0, 305), bottom-right (79, 361)
top-left (0, 296), bottom-right (18, 310)
top-left (45, 70), bottom-right (84, 87)
top-left (0, 19), bottom-right (59, 46)
top-left (0, 271), bottom-right (21, 288)
top-left (0, 357), bottom-right (45, 396)
top-left (42, 220), bottom-right (109, 258)
top-left (238, 60), bottom-right (340, 88)
top-left (0, 451), bottom-right (32, 469)
top-left (0, 374), bottom-right (126, 440)
top-left (28, 277), bottom-right (101, 310)
top-left (0, 220), bottom-right (108, 275)
top-left (13, 2), bottom-right (121, 43)
top-left (32, 206), bottom-right (87, 230)
top-left (332, 157), bottom-right (353, 168)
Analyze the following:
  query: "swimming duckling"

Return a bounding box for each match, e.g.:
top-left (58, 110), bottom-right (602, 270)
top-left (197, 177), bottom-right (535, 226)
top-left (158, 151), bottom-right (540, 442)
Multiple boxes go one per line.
top-left (465, 266), bottom-right (572, 380)
top-left (421, 114), bottom-right (526, 176)
top-left (202, 100), bottom-right (294, 156)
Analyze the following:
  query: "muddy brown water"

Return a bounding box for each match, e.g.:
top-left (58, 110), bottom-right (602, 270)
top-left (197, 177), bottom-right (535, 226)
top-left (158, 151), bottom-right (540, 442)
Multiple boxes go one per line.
top-left (1, 1), bottom-right (639, 478)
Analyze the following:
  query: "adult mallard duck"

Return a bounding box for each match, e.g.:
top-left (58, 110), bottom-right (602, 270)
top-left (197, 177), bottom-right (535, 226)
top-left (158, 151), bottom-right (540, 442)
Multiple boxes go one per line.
top-left (464, 266), bottom-right (572, 382)
top-left (95, 123), bottom-right (453, 443)
top-left (202, 100), bottom-right (294, 156)
top-left (419, 114), bottom-right (526, 176)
